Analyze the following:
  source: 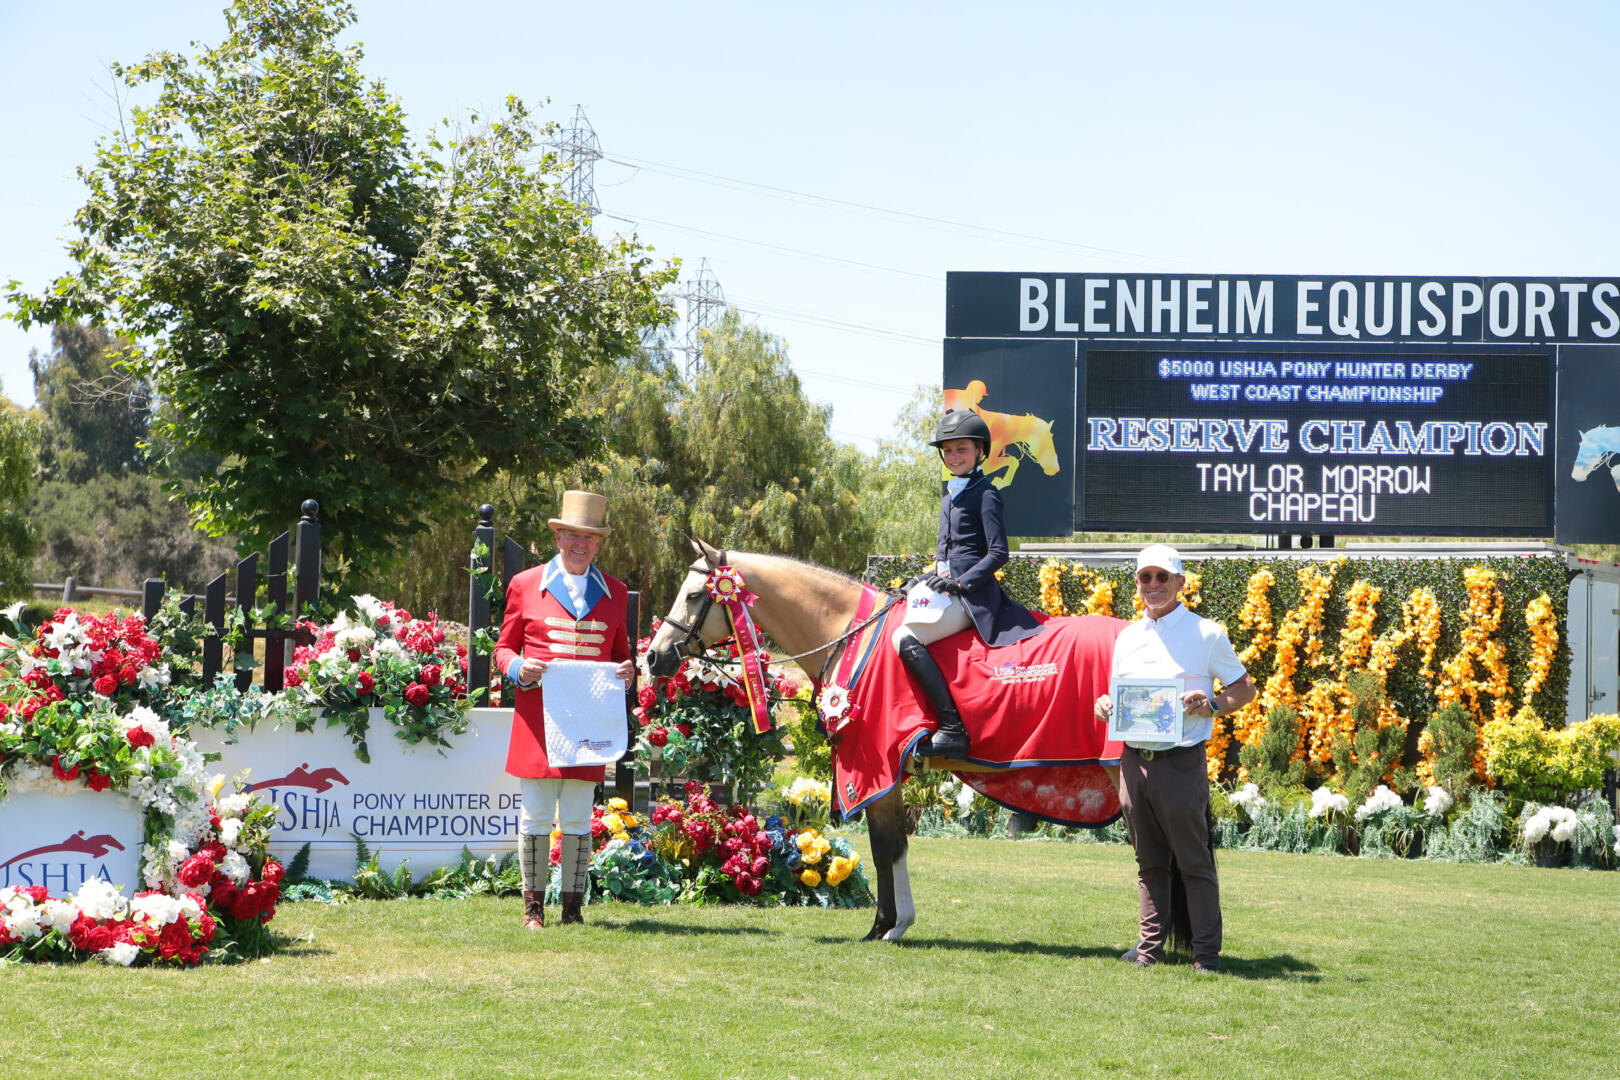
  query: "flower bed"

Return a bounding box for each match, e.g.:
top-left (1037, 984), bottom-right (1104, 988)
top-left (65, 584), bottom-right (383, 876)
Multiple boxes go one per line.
top-left (1, 608), bottom-right (285, 965)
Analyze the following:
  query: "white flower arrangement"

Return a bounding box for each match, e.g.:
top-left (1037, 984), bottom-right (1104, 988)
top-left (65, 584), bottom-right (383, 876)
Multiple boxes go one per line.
top-left (1308, 786), bottom-right (1349, 819)
top-left (1423, 786), bottom-right (1453, 817)
top-left (1229, 782), bottom-right (1268, 817)
top-left (1612, 823), bottom-right (1620, 858)
top-left (1354, 784), bottom-right (1404, 822)
top-left (1521, 804), bottom-right (1577, 845)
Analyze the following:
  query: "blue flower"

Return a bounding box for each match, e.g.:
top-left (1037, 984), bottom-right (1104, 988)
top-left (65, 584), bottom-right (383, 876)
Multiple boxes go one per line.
top-left (785, 849), bottom-right (803, 871)
top-left (765, 814), bottom-right (785, 831)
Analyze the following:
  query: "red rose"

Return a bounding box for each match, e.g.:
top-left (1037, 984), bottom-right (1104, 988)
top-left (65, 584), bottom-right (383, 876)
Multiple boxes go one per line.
top-left (357, 671), bottom-right (375, 696)
top-left (52, 755), bottom-right (80, 782)
top-left (637, 685), bottom-right (657, 709)
top-left (751, 855), bottom-right (770, 877)
top-left (127, 726), bottom-right (155, 749)
top-left (549, 839), bottom-right (561, 866)
top-left (177, 853), bottom-right (216, 888)
top-left (648, 726), bottom-right (669, 748)
top-left (19, 698), bottom-right (43, 722)
top-left (284, 669), bottom-right (303, 688)
top-left (118, 665), bottom-right (138, 687)
top-left (676, 723), bottom-right (693, 738)
top-left (230, 885), bottom-right (262, 922)
top-left (202, 842), bottom-right (227, 863)
top-left (404, 682), bottom-right (431, 707)
top-left (419, 663), bottom-right (442, 687)
top-left (261, 859), bottom-right (285, 885)
top-left (735, 872), bottom-right (761, 896)
top-left (91, 674), bottom-right (116, 696)
top-left (211, 880), bottom-right (238, 910)
top-left (87, 770), bottom-right (111, 792)
top-left (346, 647), bottom-right (362, 662)
top-left (590, 818), bottom-right (608, 840)
top-left (633, 707), bottom-right (649, 726)
top-left (45, 684), bottom-right (66, 702)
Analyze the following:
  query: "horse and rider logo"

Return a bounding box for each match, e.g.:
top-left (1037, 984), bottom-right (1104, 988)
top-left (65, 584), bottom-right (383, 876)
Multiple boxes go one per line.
top-left (247, 763), bottom-right (351, 793)
top-left (1, 830), bottom-right (126, 869)
top-left (943, 380), bottom-right (1060, 489)
top-left (1572, 424), bottom-right (1620, 494)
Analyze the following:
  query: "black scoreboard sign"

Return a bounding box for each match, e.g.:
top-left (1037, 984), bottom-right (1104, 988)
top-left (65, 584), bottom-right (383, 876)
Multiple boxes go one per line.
top-left (943, 273), bottom-right (1619, 541)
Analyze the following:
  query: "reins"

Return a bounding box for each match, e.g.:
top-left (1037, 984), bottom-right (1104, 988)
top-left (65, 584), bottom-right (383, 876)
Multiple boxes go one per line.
top-left (659, 549), bottom-right (900, 688)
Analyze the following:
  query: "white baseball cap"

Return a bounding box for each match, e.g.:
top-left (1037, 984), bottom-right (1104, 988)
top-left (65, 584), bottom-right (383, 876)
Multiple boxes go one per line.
top-left (1136, 544), bottom-right (1183, 576)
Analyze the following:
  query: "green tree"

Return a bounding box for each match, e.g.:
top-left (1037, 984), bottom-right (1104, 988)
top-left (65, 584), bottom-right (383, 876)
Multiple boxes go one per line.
top-left (0, 403), bottom-right (39, 599)
top-left (863, 384), bottom-right (943, 557)
top-left (29, 322), bottom-right (149, 483)
top-left (8, 0), bottom-right (674, 591)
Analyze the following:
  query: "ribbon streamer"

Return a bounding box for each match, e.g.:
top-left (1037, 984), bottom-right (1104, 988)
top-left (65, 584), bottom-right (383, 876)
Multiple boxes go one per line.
top-left (707, 565), bottom-right (773, 735)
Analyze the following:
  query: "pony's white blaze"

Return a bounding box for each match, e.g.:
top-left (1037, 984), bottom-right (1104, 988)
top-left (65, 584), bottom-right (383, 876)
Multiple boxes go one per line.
top-left (881, 853), bottom-right (915, 942)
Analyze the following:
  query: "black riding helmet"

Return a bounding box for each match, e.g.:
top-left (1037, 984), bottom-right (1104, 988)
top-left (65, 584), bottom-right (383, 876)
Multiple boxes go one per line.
top-left (929, 410), bottom-right (991, 460)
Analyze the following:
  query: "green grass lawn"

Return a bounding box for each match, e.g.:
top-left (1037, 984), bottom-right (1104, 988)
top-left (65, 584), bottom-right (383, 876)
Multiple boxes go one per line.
top-left (8, 838), bottom-right (1619, 1079)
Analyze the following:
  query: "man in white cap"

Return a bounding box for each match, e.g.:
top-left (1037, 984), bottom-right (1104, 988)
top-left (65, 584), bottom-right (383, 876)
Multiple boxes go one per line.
top-left (494, 490), bottom-right (635, 929)
top-left (1094, 543), bottom-right (1254, 973)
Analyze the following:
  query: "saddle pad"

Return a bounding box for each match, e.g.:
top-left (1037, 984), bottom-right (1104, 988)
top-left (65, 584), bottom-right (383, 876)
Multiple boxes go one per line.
top-left (833, 609), bottom-right (1127, 825)
top-left (542, 660), bottom-right (628, 766)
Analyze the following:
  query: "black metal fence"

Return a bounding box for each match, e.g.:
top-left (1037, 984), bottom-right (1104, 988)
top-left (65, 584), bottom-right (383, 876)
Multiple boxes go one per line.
top-left (139, 499), bottom-right (322, 692)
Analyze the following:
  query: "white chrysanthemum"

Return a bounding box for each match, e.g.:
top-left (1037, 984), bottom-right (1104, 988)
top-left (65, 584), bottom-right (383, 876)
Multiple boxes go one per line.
top-left (74, 879), bottom-right (128, 921)
top-left (221, 850), bottom-right (251, 886)
top-left (1423, 786), bottom-right (1453, 816)
top-left (38, 897), bottom-right (79, 931)
top-left (956, 782), bottom-right (978, 814)
top-left (131, 892), bottom-right (183, 927)
top-left (352, 594), bottom-right (389, 621)
top-left (1612, 824), bottom-right (1620, 857)
top-left (373, 638), bottom-right (410, 663)
top-left (219, 818), bottom-right (243, 848)
top-left (136, 663), bottom-right (172, 691)
top-left (1522, 807), bottom-right (1552, 843)
top-left (1548, 806), bottom-right (1578, 843)
top-left (2, 897), bottom-right (44, 940)
top-left (217, 792), bottom-right (251, 817)
top-left (1230, 782), bottom-right (1260, 807)
top-left (99, 942), bottom-right (140, 967)
top-left (1308, 787), bottom-right (1349, 819)
top-left (1354, 785), bottom-right (1404, 822)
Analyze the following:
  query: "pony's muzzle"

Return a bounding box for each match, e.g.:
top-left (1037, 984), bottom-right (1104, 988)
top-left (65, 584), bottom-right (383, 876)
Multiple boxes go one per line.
top-left (645, 644), bottom-right (683, 678)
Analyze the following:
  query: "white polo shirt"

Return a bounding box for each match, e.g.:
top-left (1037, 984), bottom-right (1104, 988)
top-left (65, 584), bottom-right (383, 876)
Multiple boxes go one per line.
top-left (1109, 603), bottom-right (1247, 750)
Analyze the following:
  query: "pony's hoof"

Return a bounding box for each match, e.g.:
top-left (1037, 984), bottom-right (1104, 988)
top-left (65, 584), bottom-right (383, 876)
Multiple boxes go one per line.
top-left (861, 924), bottom-right (894, 942)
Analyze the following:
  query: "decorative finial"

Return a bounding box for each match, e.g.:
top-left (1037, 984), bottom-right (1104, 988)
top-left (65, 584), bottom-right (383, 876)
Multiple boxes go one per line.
top-left (478, 504), bottom-right (495, 526)
top-left (300, 499), bottom-right (319, 521)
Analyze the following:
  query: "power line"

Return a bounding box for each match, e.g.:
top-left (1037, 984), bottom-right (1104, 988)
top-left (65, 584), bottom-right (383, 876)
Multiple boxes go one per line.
top-left (602, 211), bottom-right (937, 282)
top-left (728, 295), bottom-right (936, 346)
top-left (605, 153), bottom-right (1210, 268)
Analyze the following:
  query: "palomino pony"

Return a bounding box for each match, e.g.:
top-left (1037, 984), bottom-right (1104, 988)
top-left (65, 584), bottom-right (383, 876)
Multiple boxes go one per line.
top-left (645, 540), bottom-right (1122, 943)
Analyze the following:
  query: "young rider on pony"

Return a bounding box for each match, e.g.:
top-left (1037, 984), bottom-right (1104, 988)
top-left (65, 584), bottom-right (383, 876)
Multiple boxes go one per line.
top-left (893, 409), bottom-right (1043, 759)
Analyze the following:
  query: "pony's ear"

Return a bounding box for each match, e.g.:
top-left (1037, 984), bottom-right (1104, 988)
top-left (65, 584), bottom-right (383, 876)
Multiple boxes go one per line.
top-left (693, 537), bottom-right (724, 568)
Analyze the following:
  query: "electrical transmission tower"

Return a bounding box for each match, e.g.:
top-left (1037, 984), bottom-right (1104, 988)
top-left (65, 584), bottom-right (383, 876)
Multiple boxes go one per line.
top-left (549, 105), bottom-right (602, 216)
top-left (674, 259), bottom-right (725, 376)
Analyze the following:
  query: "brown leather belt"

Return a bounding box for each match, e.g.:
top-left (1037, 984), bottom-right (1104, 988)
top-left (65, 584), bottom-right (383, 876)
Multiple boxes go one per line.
top-left (1130, 742), bottom-right (1206, 762)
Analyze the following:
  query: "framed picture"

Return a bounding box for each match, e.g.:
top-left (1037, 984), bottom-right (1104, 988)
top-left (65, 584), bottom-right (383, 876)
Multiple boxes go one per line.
top-left (1108, 677), bottom-right (1185, 744)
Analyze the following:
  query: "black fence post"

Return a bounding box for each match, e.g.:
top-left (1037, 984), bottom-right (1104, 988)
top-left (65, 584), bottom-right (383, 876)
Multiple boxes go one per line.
top-left (202, 573), bottom-right (226, 685)
top-left (142, 579), bottom-right (165, 622)
top-left (234, 552), bottom-right (259, 692)
top-left (294, 499), bottom-right (321, 617)
top-left (264, 532), bottom-right (291, 691)
top-left (617, 590), bottom-right (639, 806)
top-left (468, 505), bottom-right (495, 704)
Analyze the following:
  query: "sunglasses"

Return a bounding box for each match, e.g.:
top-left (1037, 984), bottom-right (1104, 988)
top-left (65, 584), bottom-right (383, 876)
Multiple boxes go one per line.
top-left (1136, 570), bottom-right (1173, 584)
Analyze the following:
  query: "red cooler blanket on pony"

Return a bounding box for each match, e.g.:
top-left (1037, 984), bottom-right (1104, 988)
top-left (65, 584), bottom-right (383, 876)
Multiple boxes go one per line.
top-left (832, 605), bottom-right (1128, 827)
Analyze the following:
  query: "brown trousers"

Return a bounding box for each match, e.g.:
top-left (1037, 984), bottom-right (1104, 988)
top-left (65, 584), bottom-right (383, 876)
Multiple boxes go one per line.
top-left (1118, 744), bottom-right (1221, 965)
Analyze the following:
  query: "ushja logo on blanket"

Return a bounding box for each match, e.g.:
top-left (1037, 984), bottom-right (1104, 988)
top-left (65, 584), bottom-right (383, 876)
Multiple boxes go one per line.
top-left (989, 660), bottom-right (1060, 684)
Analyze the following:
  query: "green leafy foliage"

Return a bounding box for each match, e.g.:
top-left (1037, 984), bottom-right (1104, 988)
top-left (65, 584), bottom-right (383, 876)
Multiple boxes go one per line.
top-left (1424, 702), bottom-right (1481, 802)
top-left (1329, 671), bottom-right (1415, 805)
top-left (7, 0), bottom-right (675, 592)
top-left (1238, 704), bottom-right (1308, 793)
top-left (0, 403), bottom-right (39, 600)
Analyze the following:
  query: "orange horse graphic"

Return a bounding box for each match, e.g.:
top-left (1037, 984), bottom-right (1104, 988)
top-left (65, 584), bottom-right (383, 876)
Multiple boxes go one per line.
top-left (943, 380), bottom-right (1060, 489)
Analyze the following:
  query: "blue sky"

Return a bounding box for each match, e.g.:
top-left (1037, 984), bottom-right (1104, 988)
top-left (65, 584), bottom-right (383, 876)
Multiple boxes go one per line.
top-left (3, 1), bottom-right (1618, 449)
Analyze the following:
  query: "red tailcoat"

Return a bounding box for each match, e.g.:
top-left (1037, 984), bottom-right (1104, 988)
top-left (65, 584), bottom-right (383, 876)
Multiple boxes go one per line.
top-left (493, 561), bottom-right (631, 780)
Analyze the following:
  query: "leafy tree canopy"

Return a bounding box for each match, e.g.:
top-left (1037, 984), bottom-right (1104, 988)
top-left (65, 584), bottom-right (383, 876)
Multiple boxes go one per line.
top-left (0, 403), bottom-right (39, 599)
top-left (8, 0), bottom-right (675, 588)
top-left (29, 322), bottom-right (150, 484)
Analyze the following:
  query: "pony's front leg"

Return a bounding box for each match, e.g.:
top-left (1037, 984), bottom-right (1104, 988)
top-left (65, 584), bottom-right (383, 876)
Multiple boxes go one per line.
top-left (861, 789), bottom-right (915, 942)
top-left (991, 455), bottom-right (1019, 489)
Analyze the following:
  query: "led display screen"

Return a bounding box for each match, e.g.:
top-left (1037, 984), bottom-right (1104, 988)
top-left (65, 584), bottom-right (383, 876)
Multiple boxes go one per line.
top-left (1078, 349), bottom-right (1553, 535)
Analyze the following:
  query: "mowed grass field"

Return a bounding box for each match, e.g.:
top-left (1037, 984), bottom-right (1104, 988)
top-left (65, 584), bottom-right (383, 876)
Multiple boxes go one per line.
top-left (7, 837), bottom-right (1618, 1080)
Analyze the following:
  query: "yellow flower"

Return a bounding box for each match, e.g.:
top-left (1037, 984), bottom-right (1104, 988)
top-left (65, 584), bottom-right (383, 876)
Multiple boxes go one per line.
top-left (620, 812), bottom-right (639, 829)
top-left (602, 813), bottom-right (625, 834)
top-left (607, 797), bottom-right (629, 813)
top-left (890, 576), bottom-right (903, 588)
top-left (827, 854), bottom-right (857, 886)
top-left (799, 868), bottom-right (822, 887)
top-left (796, 830), bottom-right (830, 864)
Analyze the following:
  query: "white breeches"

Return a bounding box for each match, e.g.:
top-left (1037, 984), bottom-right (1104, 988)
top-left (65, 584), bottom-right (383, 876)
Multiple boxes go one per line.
top-left (519, 777), bottom-right (595, 835)
top-left (893, 579), bottom-right (973, 651)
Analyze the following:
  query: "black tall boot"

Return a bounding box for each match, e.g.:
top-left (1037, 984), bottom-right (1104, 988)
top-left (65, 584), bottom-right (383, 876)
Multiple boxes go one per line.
top-left (898, 635), bottom-right (970, 759)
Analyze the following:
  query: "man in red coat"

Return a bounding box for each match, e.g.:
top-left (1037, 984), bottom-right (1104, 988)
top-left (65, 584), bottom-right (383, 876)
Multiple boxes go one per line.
top-left (494, 490), bottom-right (634, 928)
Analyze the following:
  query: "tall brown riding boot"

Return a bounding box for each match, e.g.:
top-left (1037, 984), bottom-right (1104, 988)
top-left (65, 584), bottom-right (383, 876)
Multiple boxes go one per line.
top-left (518, 833), bottom-right (544, 929)
top-left (559, 833), bottom-right (589, 925)
top-left (899, 636), bottom-right (970, 759)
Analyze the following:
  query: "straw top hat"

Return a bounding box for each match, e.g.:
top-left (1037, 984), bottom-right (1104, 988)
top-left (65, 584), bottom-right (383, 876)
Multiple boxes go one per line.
top-left (547, 490), bottom-right (613, 536)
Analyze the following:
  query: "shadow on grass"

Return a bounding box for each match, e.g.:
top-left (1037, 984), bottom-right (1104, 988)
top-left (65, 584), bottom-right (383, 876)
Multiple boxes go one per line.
top-left (828, 936), bottom-right (1322, 980)
top-left (597, 918), bottom-right (776, 937)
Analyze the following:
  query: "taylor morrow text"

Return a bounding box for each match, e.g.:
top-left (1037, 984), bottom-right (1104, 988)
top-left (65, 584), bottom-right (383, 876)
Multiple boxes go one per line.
top-left (1017, 277), bottom-right (1620, 340)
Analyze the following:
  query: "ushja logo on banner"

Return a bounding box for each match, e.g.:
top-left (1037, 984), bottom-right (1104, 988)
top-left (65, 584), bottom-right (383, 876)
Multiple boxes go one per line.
top-left (249, 763), bottom-right (353, 836)
top-left (0, 831), bottom-right (128, 889)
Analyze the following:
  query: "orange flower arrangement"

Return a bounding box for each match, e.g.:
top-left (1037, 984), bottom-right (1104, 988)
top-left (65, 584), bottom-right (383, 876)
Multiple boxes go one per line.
top-left (1521, 592), bottom-right (1559, 700)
